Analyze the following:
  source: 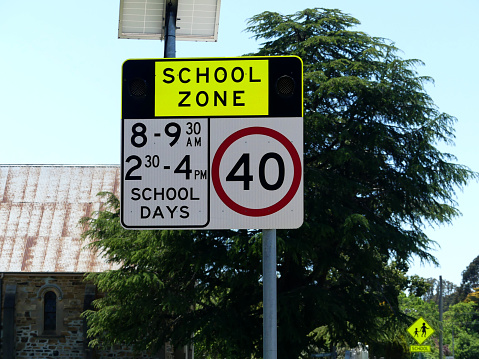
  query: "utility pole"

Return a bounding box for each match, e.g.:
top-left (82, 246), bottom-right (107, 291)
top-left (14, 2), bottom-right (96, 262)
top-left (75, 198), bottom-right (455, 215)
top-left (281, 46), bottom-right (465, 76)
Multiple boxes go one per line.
top-left (439, 275), bottom-right (443, 359)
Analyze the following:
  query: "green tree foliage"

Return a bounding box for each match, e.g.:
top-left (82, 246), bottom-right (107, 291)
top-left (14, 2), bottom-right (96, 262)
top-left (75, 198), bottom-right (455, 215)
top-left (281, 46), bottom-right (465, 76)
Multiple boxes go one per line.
top-left (456, 255), bottom-right (479, 302)
top-left (81, 8), bottom-right (475, 359)
top-left (408, 275), bottom-right (434, 298)
top-left (444, 302), bottom-right (479, 359)
top-left (81, 194), bottom-right (264, 357)
top-left (465, 288), bottom-right (479, 304)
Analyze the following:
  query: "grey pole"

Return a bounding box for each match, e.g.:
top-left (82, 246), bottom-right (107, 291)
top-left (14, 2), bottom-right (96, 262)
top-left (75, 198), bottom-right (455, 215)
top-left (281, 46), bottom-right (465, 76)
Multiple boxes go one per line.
top-left (164, 1), bottom-right (176, 58)
top-left (263, 229), bottom-right (277, 359)
top-left (439, 275), bottom-right (443, 359)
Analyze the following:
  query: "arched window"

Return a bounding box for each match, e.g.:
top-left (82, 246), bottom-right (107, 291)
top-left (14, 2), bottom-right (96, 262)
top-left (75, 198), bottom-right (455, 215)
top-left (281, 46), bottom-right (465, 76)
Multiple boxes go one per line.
top-left (37, 284), bottom-right (63, 336)
top-left (43, 291), bottom-right (57, 332)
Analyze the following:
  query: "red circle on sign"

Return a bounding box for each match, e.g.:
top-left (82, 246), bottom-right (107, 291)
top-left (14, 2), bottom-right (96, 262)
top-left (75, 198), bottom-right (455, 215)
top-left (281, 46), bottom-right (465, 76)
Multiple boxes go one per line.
top-left (212, 126), bottom-right (302, 217)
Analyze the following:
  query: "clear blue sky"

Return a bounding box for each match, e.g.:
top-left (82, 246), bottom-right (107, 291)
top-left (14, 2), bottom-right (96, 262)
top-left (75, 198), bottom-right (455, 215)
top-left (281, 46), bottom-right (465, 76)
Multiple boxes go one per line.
top-left (1, 0), bottom-right (478, 286)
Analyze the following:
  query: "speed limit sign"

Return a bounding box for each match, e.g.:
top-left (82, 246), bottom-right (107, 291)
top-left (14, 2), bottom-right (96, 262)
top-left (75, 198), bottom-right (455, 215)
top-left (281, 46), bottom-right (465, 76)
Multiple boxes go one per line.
top-left (210, 117), bottom-right (302, 228)
top-left (121, 57), bottom-right (303, 229)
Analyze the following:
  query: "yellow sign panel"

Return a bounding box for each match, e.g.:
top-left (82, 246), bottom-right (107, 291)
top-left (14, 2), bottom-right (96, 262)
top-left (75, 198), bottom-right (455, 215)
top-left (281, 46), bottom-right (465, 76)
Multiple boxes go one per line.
top-left (407, 317), bottom-right (435, 344)
top-left (410, 345), bottom-right (431, 353)
top-left (155, 59), bottom-right (269, 117)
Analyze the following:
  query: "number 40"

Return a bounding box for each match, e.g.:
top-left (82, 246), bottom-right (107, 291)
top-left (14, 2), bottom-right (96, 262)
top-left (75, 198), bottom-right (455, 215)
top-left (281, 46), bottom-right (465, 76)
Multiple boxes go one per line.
top-left (226, 153), bottom-right (285, 191)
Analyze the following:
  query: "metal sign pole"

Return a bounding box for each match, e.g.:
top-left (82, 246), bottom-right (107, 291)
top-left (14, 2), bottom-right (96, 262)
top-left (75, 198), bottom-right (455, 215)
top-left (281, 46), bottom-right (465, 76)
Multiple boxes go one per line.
top-left (263, 228), bottom-right (277, 359)
top-left (164, 1), bottom-right (176, 58)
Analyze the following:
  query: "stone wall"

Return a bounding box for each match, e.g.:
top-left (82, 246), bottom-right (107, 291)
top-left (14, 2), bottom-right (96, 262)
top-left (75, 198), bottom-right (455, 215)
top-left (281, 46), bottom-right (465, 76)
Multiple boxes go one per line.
top-left (1, 274), bottom-right (177, 359)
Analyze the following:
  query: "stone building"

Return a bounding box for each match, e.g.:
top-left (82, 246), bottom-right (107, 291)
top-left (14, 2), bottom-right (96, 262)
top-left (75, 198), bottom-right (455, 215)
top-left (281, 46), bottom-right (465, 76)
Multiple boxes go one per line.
top-left (0, 165), bottom-right (188, 359)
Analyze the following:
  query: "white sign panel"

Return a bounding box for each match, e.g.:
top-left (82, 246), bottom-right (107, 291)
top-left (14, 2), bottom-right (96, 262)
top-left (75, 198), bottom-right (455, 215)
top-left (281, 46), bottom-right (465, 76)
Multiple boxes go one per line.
top-left (122, 118), bottom-right (209, 228)
top-left (121, 117), bottom-right (303, 229)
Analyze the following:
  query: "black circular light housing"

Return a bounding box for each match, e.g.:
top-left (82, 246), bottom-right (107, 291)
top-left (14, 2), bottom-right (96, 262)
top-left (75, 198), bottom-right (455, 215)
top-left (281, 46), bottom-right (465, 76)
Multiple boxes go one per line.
top-left (276, 75), bottom-right (295, 98)
top-left (128, 77), bottom-right (148, 97)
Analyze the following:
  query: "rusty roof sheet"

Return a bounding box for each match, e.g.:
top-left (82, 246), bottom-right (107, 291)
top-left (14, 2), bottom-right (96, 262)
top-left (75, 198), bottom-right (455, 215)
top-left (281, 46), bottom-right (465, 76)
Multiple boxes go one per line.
top-left (0, 165), bottom-right (121, 273)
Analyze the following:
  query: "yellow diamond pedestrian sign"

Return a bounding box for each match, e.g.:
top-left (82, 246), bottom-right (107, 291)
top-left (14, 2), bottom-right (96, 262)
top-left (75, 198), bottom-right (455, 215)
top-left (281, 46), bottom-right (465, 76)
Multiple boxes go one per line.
top-left (407, 317), bottom-right (435, 344)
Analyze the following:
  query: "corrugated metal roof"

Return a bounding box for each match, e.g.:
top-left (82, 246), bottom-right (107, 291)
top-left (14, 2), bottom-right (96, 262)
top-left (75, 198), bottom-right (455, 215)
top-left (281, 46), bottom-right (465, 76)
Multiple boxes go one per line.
top-left (0, 165), bottom-right (121, 272)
